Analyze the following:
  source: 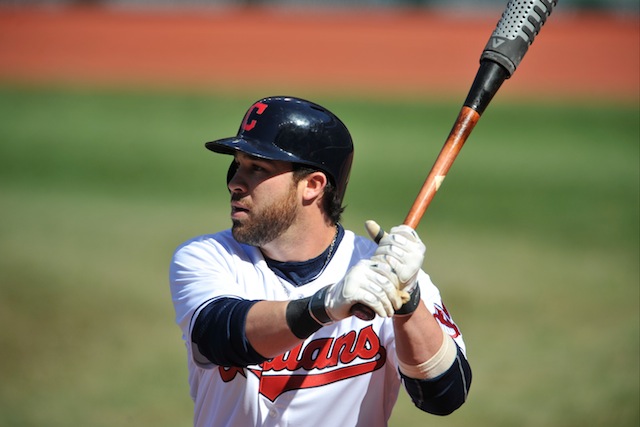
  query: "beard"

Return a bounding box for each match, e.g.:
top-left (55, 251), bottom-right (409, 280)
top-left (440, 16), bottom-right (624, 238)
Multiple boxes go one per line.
top-left (231, 184), bottom-right (299, 247)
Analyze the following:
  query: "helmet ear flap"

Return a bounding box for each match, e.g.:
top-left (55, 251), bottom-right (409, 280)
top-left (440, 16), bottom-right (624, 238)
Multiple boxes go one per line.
top-left (226, 161), bottom-right (238, 188)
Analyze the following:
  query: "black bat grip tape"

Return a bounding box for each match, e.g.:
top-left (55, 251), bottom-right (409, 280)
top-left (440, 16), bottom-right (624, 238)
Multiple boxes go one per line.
top-left (465, 0), bottom-right (558, 115)
top-left (481, 0), bottom-right (558, 76)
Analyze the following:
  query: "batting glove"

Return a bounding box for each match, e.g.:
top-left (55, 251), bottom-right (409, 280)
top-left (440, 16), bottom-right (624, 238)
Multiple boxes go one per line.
top-left (309, 260), bottom-right (403, 323)
top-left (368, 221), bottom-right (425, 294)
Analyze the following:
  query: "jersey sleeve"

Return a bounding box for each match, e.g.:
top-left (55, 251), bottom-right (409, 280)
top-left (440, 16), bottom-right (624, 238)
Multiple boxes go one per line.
top-left (417, 270), bottom-right (467, 356)
top-left (400, 271), bottom-right (472, 414)
top-left (379, 270), bottom-right (469, 377)
top-left (169, 234), bottom-right (245, 366)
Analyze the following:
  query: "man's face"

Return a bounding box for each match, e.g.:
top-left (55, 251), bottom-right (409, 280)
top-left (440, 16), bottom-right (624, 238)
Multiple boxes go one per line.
top-left (228, 153), bottom-right (299, 247)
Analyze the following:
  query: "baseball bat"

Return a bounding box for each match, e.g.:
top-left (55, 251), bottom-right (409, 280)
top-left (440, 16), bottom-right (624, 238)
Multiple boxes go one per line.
top-left (352, 0), bottom-right (558, 321)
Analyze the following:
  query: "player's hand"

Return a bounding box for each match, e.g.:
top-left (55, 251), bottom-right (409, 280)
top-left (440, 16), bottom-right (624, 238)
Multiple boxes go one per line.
top-left (323, 260), bottom-right (403, 321)
top-left (368, 221), bottom-right (425, 293)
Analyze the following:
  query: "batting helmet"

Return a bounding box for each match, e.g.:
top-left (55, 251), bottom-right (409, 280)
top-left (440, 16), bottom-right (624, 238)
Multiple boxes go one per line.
top-left (205, 96), bottom-right (354, 204)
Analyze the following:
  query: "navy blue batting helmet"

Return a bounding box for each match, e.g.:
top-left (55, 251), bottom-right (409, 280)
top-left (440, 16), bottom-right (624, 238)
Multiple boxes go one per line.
top-left (205, 96), bottom-right (354, 204)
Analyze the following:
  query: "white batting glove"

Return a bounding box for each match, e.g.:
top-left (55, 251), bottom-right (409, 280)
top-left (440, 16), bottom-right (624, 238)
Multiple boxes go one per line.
top-left (312, 260), bottom-right (403, 322)
top-left (369, 221), bottom-right (426, 293)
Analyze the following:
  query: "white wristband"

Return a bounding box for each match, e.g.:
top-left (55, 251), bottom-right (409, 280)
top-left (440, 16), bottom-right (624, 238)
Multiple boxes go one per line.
top-left (397, 329), bottom-right (457, 380)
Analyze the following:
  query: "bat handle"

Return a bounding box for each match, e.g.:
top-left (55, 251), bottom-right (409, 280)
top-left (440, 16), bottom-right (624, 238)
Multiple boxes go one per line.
top-left (404, 105), bottom-right (481, 228)
top-left (350, 103), bottom-right (480, 321)
top-left (404, 59), bottom-right (509, 228)
top-left (351, 62), bottom-right (506, 321)
top-left (351, 0), bottom-right (556, 324)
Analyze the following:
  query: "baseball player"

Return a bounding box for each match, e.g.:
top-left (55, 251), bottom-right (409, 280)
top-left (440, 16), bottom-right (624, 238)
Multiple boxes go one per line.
top-left (170, 96), bottom-right (471, 427)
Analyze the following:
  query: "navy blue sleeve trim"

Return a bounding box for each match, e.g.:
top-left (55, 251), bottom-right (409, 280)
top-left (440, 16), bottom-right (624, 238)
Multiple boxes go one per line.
top-left (191, 297), bottom-right (268, 367)
top-left (400, 343), bottom-right (472, 416)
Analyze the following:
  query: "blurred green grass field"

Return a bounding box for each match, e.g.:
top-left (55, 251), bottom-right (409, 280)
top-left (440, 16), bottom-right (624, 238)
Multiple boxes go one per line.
top-left (0, 85), bottom-right (637, 427)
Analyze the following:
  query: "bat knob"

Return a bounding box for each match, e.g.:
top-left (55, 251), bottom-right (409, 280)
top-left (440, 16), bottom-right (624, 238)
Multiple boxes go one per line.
top-left (365, 220), bottom-right (387, 244)
top-left (350, 303), bottom-right (375, 321)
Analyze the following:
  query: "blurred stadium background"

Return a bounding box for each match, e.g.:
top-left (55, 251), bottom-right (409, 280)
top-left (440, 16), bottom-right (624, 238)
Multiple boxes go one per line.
top-left (0, 1), bottom-right (638, 427)
top-left (0, 0), bottom-right (638, 11)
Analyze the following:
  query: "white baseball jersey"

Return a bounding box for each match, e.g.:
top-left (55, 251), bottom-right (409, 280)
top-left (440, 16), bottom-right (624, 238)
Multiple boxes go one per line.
top-left (170, 228), bottom-right (466, 427)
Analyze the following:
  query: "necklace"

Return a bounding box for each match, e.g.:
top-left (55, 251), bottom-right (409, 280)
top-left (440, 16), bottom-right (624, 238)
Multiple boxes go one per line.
top-left (323, 224), bottom-right (339, 265)
top-left (267, 223), bottom-right (340, 286)
top-left (308, 223), bottom-right (339, 282)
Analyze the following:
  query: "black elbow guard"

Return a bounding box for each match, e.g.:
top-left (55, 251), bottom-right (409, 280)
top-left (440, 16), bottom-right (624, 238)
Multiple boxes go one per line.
top-left (191, 297), bottom-right (267, 367)
top-left (401, 345), bottom-right (472, 416)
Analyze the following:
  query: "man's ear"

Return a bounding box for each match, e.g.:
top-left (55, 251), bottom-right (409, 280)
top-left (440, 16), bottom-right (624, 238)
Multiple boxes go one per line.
top-left (301, 171), bottom-right (327, 201)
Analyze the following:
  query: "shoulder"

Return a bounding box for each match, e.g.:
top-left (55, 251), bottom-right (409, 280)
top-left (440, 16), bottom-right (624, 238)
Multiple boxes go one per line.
top-left (342, 229), bottom-right (377, 257)
top-left (173, 230), bottom-right (229, 259)
top-left (171, 229), bottom-right (259, 266)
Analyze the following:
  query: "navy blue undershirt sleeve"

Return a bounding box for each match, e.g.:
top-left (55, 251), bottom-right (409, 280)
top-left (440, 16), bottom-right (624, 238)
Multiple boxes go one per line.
top-left (191, 297), bottom-right (268, 367)
top-left (400, 344), bottom-right (472, 416)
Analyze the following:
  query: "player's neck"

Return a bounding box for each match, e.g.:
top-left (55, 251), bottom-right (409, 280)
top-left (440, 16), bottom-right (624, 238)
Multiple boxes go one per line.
top-left (260, 220), bottom-right (337, 263)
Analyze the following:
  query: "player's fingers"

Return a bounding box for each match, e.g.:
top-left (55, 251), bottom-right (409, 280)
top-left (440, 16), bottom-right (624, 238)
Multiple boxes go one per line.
top-left (369, 261), bottom-right (412, 307)
top-left (359, 291), bottom-right (391, 318)
top-left (374, 231), bottom-right (425, 286)
top-left (343, 260), bottom-right (400, 317)
top-left (367, 264), bottom-right (402, 313)
top-left (379, 226), bottom-right (425, 255)
top-left (389, 225), bottom-right (422, 244)
top-left (375, 243), bottom-right (406, 261)
top-left (370, 259), bottom-right (397, 282)
top-left (374, 251), bottom-right (415, 285)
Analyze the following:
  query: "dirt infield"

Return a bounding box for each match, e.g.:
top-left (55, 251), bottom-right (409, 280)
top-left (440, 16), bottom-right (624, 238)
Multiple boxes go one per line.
top-left (0, 6), bottom-right (637, 101)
